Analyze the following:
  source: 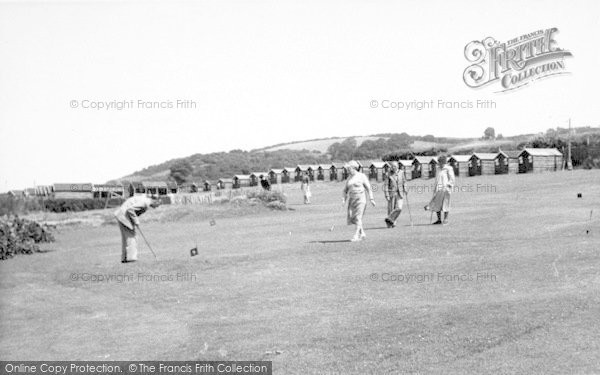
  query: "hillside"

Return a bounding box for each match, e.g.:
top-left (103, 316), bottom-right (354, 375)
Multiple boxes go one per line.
top-left (260, 136), bottom-right (389, 153)
top-left (114, 127), bottom-right (600, 183)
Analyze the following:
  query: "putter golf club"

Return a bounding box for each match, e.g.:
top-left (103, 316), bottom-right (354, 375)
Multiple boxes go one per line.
top-left (137, 226), bottom-right (158, 260)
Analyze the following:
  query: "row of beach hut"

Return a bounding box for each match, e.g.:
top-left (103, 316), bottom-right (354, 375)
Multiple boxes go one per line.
top-left (6, 181), bottom-right (180, 200)
top-left (7, 148), bottom-right (563, 199)
top-left (221, 148), bottom-right (564, 188)
top-left (447, 148), bottom-right (564, 177)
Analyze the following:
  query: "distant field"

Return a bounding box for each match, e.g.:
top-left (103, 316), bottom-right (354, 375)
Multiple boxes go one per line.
top-left (264, 137), bottom-right (448, 153)
top-left (262, 136), bottom-right (386, 153)
top-left (117, 136), bottom-right (530, 183)
top-left (116, 128), bottom-right (600, 183)
top-left (1, 170), bottom-right (599, 373)
top-left (119, 169), bottom-right (171, 183)
top-left (254, 137), bottom-right (519, 154)
top-left (411, 140), bottom-right (449, 151)
top-left (447, 139), bottom-right (517, 153)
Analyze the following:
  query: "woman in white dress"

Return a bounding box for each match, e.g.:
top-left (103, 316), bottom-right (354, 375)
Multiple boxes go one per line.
top-left (424, 155), bottom-right (455, 224)
top-left (342, 160), bottom-right (376, 241)
top-left (300, 173), bottom-right (311, 204)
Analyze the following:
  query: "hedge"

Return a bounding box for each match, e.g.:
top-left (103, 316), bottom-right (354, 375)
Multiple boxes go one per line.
top-left (43, 198), bottom-right (125, 213)
top-left (0, 197), bottom-right (43, 216)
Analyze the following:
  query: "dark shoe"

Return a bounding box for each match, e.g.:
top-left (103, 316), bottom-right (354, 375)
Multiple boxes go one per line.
top-left (385, 218), bottom-right (393, 228)
top-left (432, 220), bottom-right (442, 225)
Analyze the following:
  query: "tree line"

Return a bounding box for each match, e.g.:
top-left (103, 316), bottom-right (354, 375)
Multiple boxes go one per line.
top-left (127, 128), bottom-right (600, 185)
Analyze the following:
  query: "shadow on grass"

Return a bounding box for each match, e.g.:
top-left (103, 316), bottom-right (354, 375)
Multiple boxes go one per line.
top-left (37, 249), bottom-right (56, 254)
top-left (309, 240), bottom-right (352, 244)
top-left (364, 224), bottom-right (437, 229)
top-left (363, 226), bottom-right (392, 231)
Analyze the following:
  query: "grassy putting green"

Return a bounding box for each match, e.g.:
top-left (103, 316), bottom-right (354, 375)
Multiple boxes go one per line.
top-left (1, 170), bottom-right (599, 374)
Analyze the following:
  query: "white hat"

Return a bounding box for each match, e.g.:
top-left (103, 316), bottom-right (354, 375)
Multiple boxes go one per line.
top-left (345, 160), bottom-right (360, 170)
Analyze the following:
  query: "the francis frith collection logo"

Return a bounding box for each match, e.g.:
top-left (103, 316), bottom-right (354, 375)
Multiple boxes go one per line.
top-left (463, 28), bottom-right (572, 92)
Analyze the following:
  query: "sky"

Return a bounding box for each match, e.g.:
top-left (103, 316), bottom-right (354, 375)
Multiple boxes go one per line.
top-left (1, 0), bottom-right (599, 191)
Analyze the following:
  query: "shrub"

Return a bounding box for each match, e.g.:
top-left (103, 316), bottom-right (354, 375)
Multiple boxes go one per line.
top-left (245, 190), bottom-right (288, 210)
top-left (0, 216), bottom-right (55, 260)
top-left (246, 190), bottom-right (287, 204)
top-left (229, 196), bottom-right (248, 205)
top-left (582, 156), bottom-right (600, 169)
top-left (266, 201), bottom-right (287, 211)
top-left (0, 196), bottom-right (43, 216)
top-left (43, 198), bottom-right (125, 213)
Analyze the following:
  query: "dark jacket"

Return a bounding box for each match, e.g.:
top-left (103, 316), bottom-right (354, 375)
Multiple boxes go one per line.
top-left (384, 171), bottom-right (407, 200)
top-left (260, 179), bottom-right (271, 191)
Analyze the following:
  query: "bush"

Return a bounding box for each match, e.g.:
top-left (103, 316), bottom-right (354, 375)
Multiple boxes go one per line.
top-left (246, 190), bottom-right (287, 210)
top-left (266, 201), bottom-right (287, 211)
top-left (0, 196), bottom-right (43, 216)
top-left (0, 196), bottom-right (126, 215)
top-left (582, 156), bottom-right (600, 169)
top-left (43, 198), bottom-right (125, 213)
top-left (225, 190), bottom-right (288, 210)
top-left (0, 216), bottom-right (55, 260)
top-left (246, 190), bottom-right (287, 204)
top-left (229, 196), bottom-right (248, 206)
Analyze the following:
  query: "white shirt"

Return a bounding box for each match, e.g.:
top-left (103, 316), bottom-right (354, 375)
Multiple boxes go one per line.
top-left (344, 172), bottom-right (374, 200)
top-left (435, 165), bottom-right (455, 193)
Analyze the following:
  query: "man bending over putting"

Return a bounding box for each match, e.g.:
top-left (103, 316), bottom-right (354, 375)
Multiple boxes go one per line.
top-left (114, 195), bottom-right (161, 263)
top-left (425, 155), bottom-right (455, 225)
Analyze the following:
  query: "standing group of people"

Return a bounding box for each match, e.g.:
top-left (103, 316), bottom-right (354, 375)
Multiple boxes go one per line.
top-left (114, 157), bottom-right (456, 262)
top-left (341, 156), bottom-right (455, 241)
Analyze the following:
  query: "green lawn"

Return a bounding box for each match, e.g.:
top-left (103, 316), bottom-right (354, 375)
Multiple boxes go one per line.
top-left (1, 170), bottom-right (599, 374)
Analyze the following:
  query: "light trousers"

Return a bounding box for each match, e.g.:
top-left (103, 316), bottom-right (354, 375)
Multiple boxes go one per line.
top-left (118, 222), bottom-right (138, 262)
